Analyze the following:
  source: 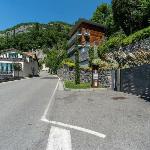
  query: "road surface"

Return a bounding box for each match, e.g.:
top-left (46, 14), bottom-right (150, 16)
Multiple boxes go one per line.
top-left (0, 71), bottom-right (150, 150)
top-left (0, 71), bottom-right (58, 150)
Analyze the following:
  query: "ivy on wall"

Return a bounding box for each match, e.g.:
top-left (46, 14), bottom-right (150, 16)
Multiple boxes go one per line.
top-left (75, 49), bottom-right (80, 84)
top-left (98, 26), bottom-right (150, 57)
top-left (88, 47), bottom-right (94, 67)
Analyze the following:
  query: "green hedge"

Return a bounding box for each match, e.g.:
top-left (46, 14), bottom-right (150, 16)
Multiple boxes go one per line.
top-left (122, 26), bottom-right (150, 46)
top-left (64, 81), bottom-right (91, 89)
top-left (98, 26), bottom-right (150, 57)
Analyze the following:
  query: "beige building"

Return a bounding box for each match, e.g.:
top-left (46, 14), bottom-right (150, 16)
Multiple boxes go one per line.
top-left (0, 48), bottom-right (39, 78)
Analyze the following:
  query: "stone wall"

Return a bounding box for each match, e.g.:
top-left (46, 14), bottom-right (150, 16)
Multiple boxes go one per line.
top-left (58, 67), bottom-right (112, 88)
top-left (57, 67), bottom-right (91, 83)
top-left (116, 37), bottom-right (150, 100)
top-left (122, 37), bottom-right (150, 52)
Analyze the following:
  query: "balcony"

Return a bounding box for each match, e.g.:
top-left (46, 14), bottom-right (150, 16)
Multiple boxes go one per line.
top-left (83, 31), bottom-right (90, 36)
top-left (0, 57), bottom-right (25, 62)
top-left (67, 45), bottom-right (76, 54)
top-left (85, 42), bottom-right (90, 47)
top-left (68, 31), bottom-right (82, 46)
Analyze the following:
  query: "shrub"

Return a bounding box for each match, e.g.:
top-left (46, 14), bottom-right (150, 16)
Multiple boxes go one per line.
top-left (64, 81), bottom-right (91, 89)
top-left (98, 34), bottom-right (126, 57)
top-left (98, 26), bottom-right (150, 56)
top-left (122, 26), bottom-right (150, 46)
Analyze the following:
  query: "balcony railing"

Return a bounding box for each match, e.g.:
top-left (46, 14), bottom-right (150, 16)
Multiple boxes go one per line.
top-left (0, 57), bottom-right (27, 62)
top-left (68, 31), bottom-right (82, 45)
top-left (68, 45), bottom-right (76, 54)
top-left (83, 31), bottom-right (90, 36)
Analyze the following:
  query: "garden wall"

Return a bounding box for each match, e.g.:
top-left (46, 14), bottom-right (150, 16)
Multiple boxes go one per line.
top-left (122, 37), bottom-right (150, 52)
top-left (57, 67), bottom-right (112, 88)
top-left (117, 37), bottom-right (150, 100)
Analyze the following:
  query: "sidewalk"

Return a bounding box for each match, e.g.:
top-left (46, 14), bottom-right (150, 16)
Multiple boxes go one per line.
top-left (48, 89), bottom-right (150, 150)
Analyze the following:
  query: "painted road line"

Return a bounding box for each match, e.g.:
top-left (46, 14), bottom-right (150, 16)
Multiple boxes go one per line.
top-left (41, 77), bottom-right (60, 122)
top-left (46, 126), bottom-right (72, 150)
top-left (49, 121), bottom-right (106, 139)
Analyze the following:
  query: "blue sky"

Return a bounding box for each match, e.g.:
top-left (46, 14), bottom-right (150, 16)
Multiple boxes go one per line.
top-left (0, 0), bottom-right (111, 30)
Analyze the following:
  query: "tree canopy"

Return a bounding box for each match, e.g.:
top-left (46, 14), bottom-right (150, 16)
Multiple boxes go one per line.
top-left (112, 0), bottom-right (150, 35)
top-left (91, 3), bottom-right (119, 36)
top-left (0, 22), bottom-right (71, 51)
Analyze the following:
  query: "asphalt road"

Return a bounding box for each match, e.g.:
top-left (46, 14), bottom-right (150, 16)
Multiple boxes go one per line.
top-left (1, 72), bottom-right (150, 150)
top-left (48, 89), bottom-right (150, 150)
top-left (0, 71), bottom-right (58, 150)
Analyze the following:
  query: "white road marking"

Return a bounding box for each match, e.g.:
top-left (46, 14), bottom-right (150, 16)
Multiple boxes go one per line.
top-left (46, 120), bottom-right (106, 139)
top-left (46, 126), bottom-right (72, 150)
top-left (41, 77), bottom-right (60, 122)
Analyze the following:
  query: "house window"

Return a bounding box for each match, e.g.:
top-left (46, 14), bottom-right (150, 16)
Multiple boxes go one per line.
top-left (9, 53), bottom-right (18, 58)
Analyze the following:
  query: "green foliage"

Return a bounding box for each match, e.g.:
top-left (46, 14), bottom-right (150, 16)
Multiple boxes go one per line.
top-left (80, 66), bottom-right (92, 71)
top-left (122, 26), bottom-right (150, 46)
top-left (88, 47), bottom-right (94, 67)
top-left (98, 34), bottom-right (126, 57)
top-left (64, 81), bottom-right (91, 89)
top-left (112, 0), bottom-right (150, 35)
top-left (13, 63), bottom-right (22, 71)
top-left (62, 58), bottom-right (75, 68)
top-left (0, 36), bottom-right (7, 50)
top-left (44, 42), bottom-right (67, 74)
top-left (98, 26), bottom-right (150, 56)
top-left (75, 50), bottom-right (80, 84)
top-left (45, 48), bottom-right (59, 74)
top-left (91, 3), bottom-right (119, 36)
top-left (0, 22), bottom-right (71, 51)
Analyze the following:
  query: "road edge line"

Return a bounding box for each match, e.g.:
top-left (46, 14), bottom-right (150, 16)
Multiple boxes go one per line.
top-left (41, 76), bottom-right (60, 122)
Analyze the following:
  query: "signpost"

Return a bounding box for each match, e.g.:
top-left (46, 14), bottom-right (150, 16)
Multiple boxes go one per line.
top-left (92, 65), bottom-right (99, 88)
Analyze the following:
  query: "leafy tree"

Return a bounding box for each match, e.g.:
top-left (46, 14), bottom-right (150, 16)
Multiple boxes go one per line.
top-left (13, 63), bottom-right (22, 78)
top-left (0, 36), bottom-right (7, 50)
top-left (0, 22), bottom-right (71, 51)
top-left (91, 3), bottom-right (119, 36)
top-left (112, 0), bottom-right (150, 35)
top-left (45, 48), bottom-right (59, 74)
top-left (88, 47), bottom-right (94, 67)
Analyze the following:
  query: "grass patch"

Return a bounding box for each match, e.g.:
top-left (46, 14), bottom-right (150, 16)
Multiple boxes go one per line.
top-left (64, 81), bottom-right (91, 89)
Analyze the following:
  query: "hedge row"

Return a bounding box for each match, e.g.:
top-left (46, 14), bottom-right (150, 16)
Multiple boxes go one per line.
top-left (98, 26), bottom-right (150, 57)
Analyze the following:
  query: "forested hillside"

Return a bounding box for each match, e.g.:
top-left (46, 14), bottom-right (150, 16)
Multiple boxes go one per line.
top-left (0, 22), bottom-right (72, 51)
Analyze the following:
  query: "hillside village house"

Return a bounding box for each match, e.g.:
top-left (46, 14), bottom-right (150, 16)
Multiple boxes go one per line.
top-left (0, 48), bottom-right (39, 78)
top-left (67, 19), bottom-right (106, 66)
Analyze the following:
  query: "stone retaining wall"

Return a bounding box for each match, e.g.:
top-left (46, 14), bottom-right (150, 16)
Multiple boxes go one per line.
top-left (122, 37), bottom-right (150, 52)
top-left (58, 67), bottom-right (112, 88)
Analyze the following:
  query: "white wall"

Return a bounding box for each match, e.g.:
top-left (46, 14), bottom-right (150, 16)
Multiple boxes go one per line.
top-left (23, 60), bottom-right (39, 77)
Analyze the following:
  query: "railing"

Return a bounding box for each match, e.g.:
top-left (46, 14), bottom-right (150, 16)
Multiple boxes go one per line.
top-left (0, 57), bottom-right (25, 61)
top-left (83, 31), bottom-right (90, 36)
top-left (68, 31), bottom-right (82, 45)
top-left (0, 71), bottom-right (13, 75)
top-left (68, 45), bottom-right (76, 54)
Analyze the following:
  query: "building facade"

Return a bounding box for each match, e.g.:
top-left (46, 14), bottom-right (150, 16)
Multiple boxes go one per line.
top-left (0, 48), bottom-right (39, 78)
top-left (67, 19), bottom-right (106, 66)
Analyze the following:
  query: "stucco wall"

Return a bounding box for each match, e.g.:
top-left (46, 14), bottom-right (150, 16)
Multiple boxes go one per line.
top-left (23, 60), bottom-right (39, 77)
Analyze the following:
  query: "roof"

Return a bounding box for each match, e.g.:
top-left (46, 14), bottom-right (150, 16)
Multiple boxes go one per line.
top-left (0, 48), bottom-right (37, 59)
top-left (69, 19), bottom-right (107, 36)
top-left (23, 52), bottom-right (37, 59)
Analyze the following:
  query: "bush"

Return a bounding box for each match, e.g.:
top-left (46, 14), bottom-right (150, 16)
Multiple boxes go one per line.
top-left (122, 26), bottom-right (150, 46)
top-left (98, 33), bottom-right (125, 57)
top-left (98, 26), bottom-right (150, 56)
top-left (64, 81), bottom-right (91, 89)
